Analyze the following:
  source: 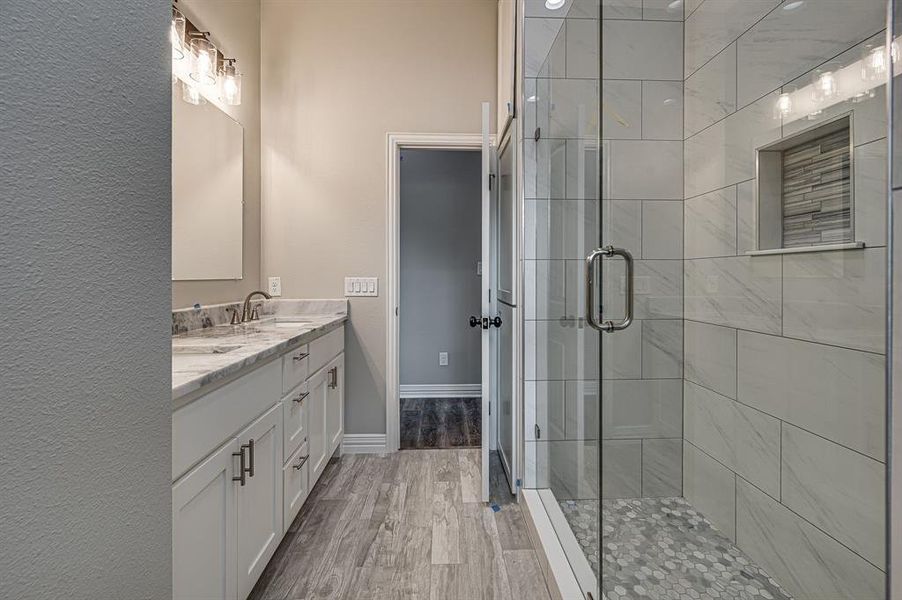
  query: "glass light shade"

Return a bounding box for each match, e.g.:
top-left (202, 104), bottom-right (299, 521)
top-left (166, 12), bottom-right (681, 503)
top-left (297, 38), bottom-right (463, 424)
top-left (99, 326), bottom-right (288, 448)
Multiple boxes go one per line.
top-left (810, 69), bottom-right (838, 103)
top-left (181, 80), bottom-right (206, 105)
top-left (170, 11), bottom-right (186, 60)
top-left (861, 45), bottom-right (887, 81)
top-left (219, 63), bottom-right (241, 106)
top-left (773, 93), bottom-right (792, 120)
top-left (189, 37), bottom-right (217, 86)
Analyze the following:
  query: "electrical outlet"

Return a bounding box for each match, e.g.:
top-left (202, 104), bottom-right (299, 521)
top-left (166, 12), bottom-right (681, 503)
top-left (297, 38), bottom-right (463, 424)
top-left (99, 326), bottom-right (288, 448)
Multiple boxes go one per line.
top-left (344, 277), bottom-right (378, 297)
top-left (268, 276), bottom-right (282, 297)
top-left (439, 352), bottom-right (449, 366)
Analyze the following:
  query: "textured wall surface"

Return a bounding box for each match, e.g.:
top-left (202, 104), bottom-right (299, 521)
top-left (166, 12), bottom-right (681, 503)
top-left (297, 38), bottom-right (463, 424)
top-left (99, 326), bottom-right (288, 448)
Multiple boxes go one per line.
top-left (399, 149), bottom-right (482, 387)
top-left (260, 0), bottom-right (497, 434)
top-left (0, 3), bottom-right (172, 599)
top-left (172, 0), bottom-right (262, 309)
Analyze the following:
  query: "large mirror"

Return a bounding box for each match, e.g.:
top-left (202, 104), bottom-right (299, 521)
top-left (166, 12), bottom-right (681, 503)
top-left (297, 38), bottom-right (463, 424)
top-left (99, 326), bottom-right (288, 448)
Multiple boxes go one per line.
top-left (171, 84), bottom-right (243, 280)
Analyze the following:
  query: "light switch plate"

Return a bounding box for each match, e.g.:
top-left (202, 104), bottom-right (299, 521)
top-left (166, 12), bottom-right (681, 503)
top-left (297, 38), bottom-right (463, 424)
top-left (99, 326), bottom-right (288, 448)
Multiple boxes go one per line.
top-left (268, 276), bottom-right (282, 297)
top-left (345, 277), bottom-right (378, 297)
top-left (439, 352), bottom-right (449, 366)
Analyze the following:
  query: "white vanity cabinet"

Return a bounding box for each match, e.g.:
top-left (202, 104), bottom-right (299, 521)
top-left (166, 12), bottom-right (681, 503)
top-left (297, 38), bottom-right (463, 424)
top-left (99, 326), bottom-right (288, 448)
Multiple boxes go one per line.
top-left (325, 353), bottom-right (344, 455)
top-left (172, 323), bottom-right (345, 600)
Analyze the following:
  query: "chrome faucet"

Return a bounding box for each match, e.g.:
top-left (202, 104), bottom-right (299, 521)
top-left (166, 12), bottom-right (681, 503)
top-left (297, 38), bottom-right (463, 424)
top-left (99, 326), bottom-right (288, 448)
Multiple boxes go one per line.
top-left (241, 290), bottom-right (272, 323)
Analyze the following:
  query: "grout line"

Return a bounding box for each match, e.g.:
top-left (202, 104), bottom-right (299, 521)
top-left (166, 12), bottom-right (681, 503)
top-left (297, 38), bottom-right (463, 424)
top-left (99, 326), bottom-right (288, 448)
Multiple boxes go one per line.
top-left (685, 377), bottom-right (885, 465)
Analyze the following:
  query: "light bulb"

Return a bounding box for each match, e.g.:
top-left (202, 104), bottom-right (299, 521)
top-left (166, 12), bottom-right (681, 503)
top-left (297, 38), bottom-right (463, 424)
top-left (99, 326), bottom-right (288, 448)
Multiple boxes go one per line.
top-left (773, 93), bottom-right (792, 120)
top-left (181, 80), bottom-right (205, 105)
top-left (170, 11), bottom-right (186, 60)
top-left (810, 70), bottom-right (837, 103)
top-left (189, 36), bottom-right (217, 86)
top-left (545, 0), bottom-right (566, 9)
top-left (861, 45), bottom-right (887, 81)
top-left (219, 61), bottom-right (241, 106)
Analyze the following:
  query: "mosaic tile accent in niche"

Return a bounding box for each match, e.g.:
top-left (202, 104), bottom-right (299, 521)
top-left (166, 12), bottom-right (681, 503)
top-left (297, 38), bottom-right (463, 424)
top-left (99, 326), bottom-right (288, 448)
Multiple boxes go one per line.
top-left (559, 497), bottom-right (793, 600)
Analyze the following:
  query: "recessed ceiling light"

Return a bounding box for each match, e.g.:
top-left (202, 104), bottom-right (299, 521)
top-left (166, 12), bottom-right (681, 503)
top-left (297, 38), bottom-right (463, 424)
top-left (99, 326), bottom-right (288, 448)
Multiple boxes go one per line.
top-left (545, 0), bottom-right (566, 10)
top-left (667, 0), bottom-right (682, 11)
top-left (783, 0), bottom-right (805, 10)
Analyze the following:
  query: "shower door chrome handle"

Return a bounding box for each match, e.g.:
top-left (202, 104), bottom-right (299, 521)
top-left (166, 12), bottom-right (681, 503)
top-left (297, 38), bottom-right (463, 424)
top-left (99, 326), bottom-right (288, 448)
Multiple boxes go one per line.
top-left (585, 245), bottom-right (634, 333)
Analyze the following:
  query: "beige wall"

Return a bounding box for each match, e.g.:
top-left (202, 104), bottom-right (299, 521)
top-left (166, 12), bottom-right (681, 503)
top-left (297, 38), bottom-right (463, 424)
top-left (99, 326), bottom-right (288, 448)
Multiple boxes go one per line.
top-left (173, 0), bottom-right (262, 309)
top-left (261, 0), bottom-right (497, 434)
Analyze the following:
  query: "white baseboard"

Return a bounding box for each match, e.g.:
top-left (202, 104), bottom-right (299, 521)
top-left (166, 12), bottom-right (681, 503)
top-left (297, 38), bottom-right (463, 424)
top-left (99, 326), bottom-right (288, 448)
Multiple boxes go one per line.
top-left (399, 383), bottom-right (481, 398)
top-left (341, 433), bottom-right (387, 454)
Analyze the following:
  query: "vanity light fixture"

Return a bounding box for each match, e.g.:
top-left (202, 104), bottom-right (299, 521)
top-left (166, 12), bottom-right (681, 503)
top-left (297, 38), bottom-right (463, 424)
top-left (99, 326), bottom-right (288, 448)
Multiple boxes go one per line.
top-left (774, 93), bottom-right (793, 119)
top-left (170, 9), bottom-right (186, 61)
top-left (545, 0), bottom-right (566, 10)
top-left (219, 59), bottom-right (241, 106)
top-left (810, 69), bottom-right (838, 104)
top-left (861, 44), bottom-right (887, 82)
top-left (189, 34), bottom-right (217, 86)
top-left (181, 79), bottom-right (205, 105)
top-left (171, 5), bottom-right (242, 106)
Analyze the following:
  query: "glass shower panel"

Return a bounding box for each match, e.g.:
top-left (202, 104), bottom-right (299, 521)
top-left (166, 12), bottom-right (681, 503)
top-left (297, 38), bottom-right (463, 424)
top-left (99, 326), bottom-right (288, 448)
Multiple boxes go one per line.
top-left (522, 0), bottom-right (602, 595)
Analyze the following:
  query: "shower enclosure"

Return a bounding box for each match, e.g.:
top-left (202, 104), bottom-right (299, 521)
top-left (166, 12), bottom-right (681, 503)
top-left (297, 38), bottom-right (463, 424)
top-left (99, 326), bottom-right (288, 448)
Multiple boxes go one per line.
top-left (520, 0), bottom-right (892, 598)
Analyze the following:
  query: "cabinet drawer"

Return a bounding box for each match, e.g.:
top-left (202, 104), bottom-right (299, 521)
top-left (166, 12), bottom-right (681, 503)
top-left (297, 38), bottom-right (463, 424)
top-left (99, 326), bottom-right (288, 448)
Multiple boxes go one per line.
top-left (281, 344), bottom-right (309, 393)
top-left (283, 441), bottom-right (310, 533)
top-left (307, 327), bottom-right (344, 377)
top-left (282, 381), bottom-right (308, 462)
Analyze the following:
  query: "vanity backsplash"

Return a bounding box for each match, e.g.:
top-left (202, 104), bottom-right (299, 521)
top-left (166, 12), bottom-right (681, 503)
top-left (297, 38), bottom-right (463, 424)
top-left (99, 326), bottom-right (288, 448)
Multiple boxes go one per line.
top-left (172, 298), bottom-right (348, 335)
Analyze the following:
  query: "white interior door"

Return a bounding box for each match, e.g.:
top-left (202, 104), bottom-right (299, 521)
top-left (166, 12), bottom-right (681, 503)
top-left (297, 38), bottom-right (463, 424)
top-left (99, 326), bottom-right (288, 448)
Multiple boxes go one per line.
top-left (480, 102), bottom-right (493, 503)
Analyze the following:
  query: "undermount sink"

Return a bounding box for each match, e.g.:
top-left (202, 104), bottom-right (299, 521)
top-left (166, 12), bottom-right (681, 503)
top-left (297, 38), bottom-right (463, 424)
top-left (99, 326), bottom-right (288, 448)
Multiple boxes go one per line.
top-left (173, 344), bottom-right (242, 355)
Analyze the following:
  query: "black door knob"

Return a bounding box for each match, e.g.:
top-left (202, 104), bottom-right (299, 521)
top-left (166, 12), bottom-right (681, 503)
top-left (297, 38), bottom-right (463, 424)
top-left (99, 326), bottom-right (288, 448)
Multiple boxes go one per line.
top-left (488, 316), bottom-right (502, 328)
top-left (469, 316), bottom-right (482, 328)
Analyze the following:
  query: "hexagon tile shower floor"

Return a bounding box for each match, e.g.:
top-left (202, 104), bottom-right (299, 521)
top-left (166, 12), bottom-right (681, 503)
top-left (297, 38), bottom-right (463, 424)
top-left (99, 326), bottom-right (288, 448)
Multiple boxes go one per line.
top-left (560, 497), bottom-right (793, 600)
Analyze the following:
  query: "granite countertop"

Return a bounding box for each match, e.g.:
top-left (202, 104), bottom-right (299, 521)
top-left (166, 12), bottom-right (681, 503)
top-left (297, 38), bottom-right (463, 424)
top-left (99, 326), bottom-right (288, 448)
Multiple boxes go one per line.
top-left (172, 299), bottom-right (347, 402)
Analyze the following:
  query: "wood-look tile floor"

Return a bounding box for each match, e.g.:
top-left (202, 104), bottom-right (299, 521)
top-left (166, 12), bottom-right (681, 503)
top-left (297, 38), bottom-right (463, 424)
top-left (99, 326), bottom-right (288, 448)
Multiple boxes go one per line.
top-left (400, 398), bottom-right (481, 449)
top-left (249, 449), bottom-right (550, 600)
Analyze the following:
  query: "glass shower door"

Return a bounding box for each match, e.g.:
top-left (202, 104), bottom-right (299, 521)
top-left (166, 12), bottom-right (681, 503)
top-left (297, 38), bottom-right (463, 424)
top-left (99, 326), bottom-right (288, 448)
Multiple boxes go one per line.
top-left (522, 0), bottom-right (603, 596)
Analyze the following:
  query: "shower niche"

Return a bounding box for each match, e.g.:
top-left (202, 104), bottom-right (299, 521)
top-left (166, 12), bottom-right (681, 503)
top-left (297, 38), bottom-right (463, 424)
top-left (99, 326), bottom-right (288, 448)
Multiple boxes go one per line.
top-left (754, 114), bottom-right (863, 253)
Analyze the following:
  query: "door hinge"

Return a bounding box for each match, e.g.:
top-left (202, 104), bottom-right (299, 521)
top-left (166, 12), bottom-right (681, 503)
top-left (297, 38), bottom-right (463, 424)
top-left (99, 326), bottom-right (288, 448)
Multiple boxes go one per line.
top-left (534, 127), bottom-right (541, 142)
top-left (488, 402), bottom-right (491, 416)
top-left (535, 424), bottom-right (541, 440)
top-left (489, 172), bottom-right (496, 190)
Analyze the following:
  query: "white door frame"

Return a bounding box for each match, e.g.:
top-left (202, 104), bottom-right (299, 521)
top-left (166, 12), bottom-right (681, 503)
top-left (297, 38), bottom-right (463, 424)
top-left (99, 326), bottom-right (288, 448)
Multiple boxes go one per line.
top-left (385, 132), bottom-right (495, 456)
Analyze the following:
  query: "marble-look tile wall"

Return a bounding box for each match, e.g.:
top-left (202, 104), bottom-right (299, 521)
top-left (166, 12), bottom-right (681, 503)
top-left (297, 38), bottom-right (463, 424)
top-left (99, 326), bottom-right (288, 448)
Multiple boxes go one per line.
top-left (522, 0), bottom-right (685, 502)
top-left (682, 1), bottom-right (888, 597)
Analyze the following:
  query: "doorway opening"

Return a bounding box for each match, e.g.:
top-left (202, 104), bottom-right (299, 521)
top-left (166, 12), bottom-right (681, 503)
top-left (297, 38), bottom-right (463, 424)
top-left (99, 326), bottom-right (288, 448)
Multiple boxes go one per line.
top-left (385, 115), bottom-right (519, 505)
top-left (397, 148), bottom-right (483, 450)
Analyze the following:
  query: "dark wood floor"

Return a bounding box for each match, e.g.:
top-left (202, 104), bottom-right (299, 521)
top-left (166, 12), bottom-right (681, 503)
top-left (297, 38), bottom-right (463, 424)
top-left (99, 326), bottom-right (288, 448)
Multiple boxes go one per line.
top-left (400, 398), bottom-right (481, 449)
top-left (248, 450), bottom-right (550, 600)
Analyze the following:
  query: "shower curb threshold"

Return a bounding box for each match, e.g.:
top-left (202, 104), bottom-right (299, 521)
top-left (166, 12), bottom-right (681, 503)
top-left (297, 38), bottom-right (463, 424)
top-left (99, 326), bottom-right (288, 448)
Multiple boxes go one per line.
top-left (521, 489), bottom-right (598, 600)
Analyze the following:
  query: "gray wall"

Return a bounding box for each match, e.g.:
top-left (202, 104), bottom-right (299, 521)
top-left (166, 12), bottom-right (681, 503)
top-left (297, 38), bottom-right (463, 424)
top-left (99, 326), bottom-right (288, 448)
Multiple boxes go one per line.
top-left (0, 3), bottom-right (172, 599)
top-left (682, 1), bottom-right (887, 597)
top-left (400, 150), bottom-right (481, 386)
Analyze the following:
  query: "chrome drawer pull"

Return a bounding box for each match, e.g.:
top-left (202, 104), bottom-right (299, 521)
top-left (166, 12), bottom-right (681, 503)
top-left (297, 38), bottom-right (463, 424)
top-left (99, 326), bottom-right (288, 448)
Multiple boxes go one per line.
top-left (244, 439), bottom-right (254, 478)
top-left (293, 392), bottom-right (309, 403)
top-left (293, 352), bottom-right (309, 362)
top-left (293, 454), bottom-right (310, 470)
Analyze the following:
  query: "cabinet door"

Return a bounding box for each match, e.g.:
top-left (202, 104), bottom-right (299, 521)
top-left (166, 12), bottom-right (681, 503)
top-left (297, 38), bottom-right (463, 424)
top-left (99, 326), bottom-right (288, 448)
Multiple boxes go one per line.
top-left (173, 438), bottom-right (239, 600)
top-left (236, 404), bottom-right (283, 599)
top-left (307, 366), bottom-right (329, 485)
top-left (326, 353), bottom-right (344, 455)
